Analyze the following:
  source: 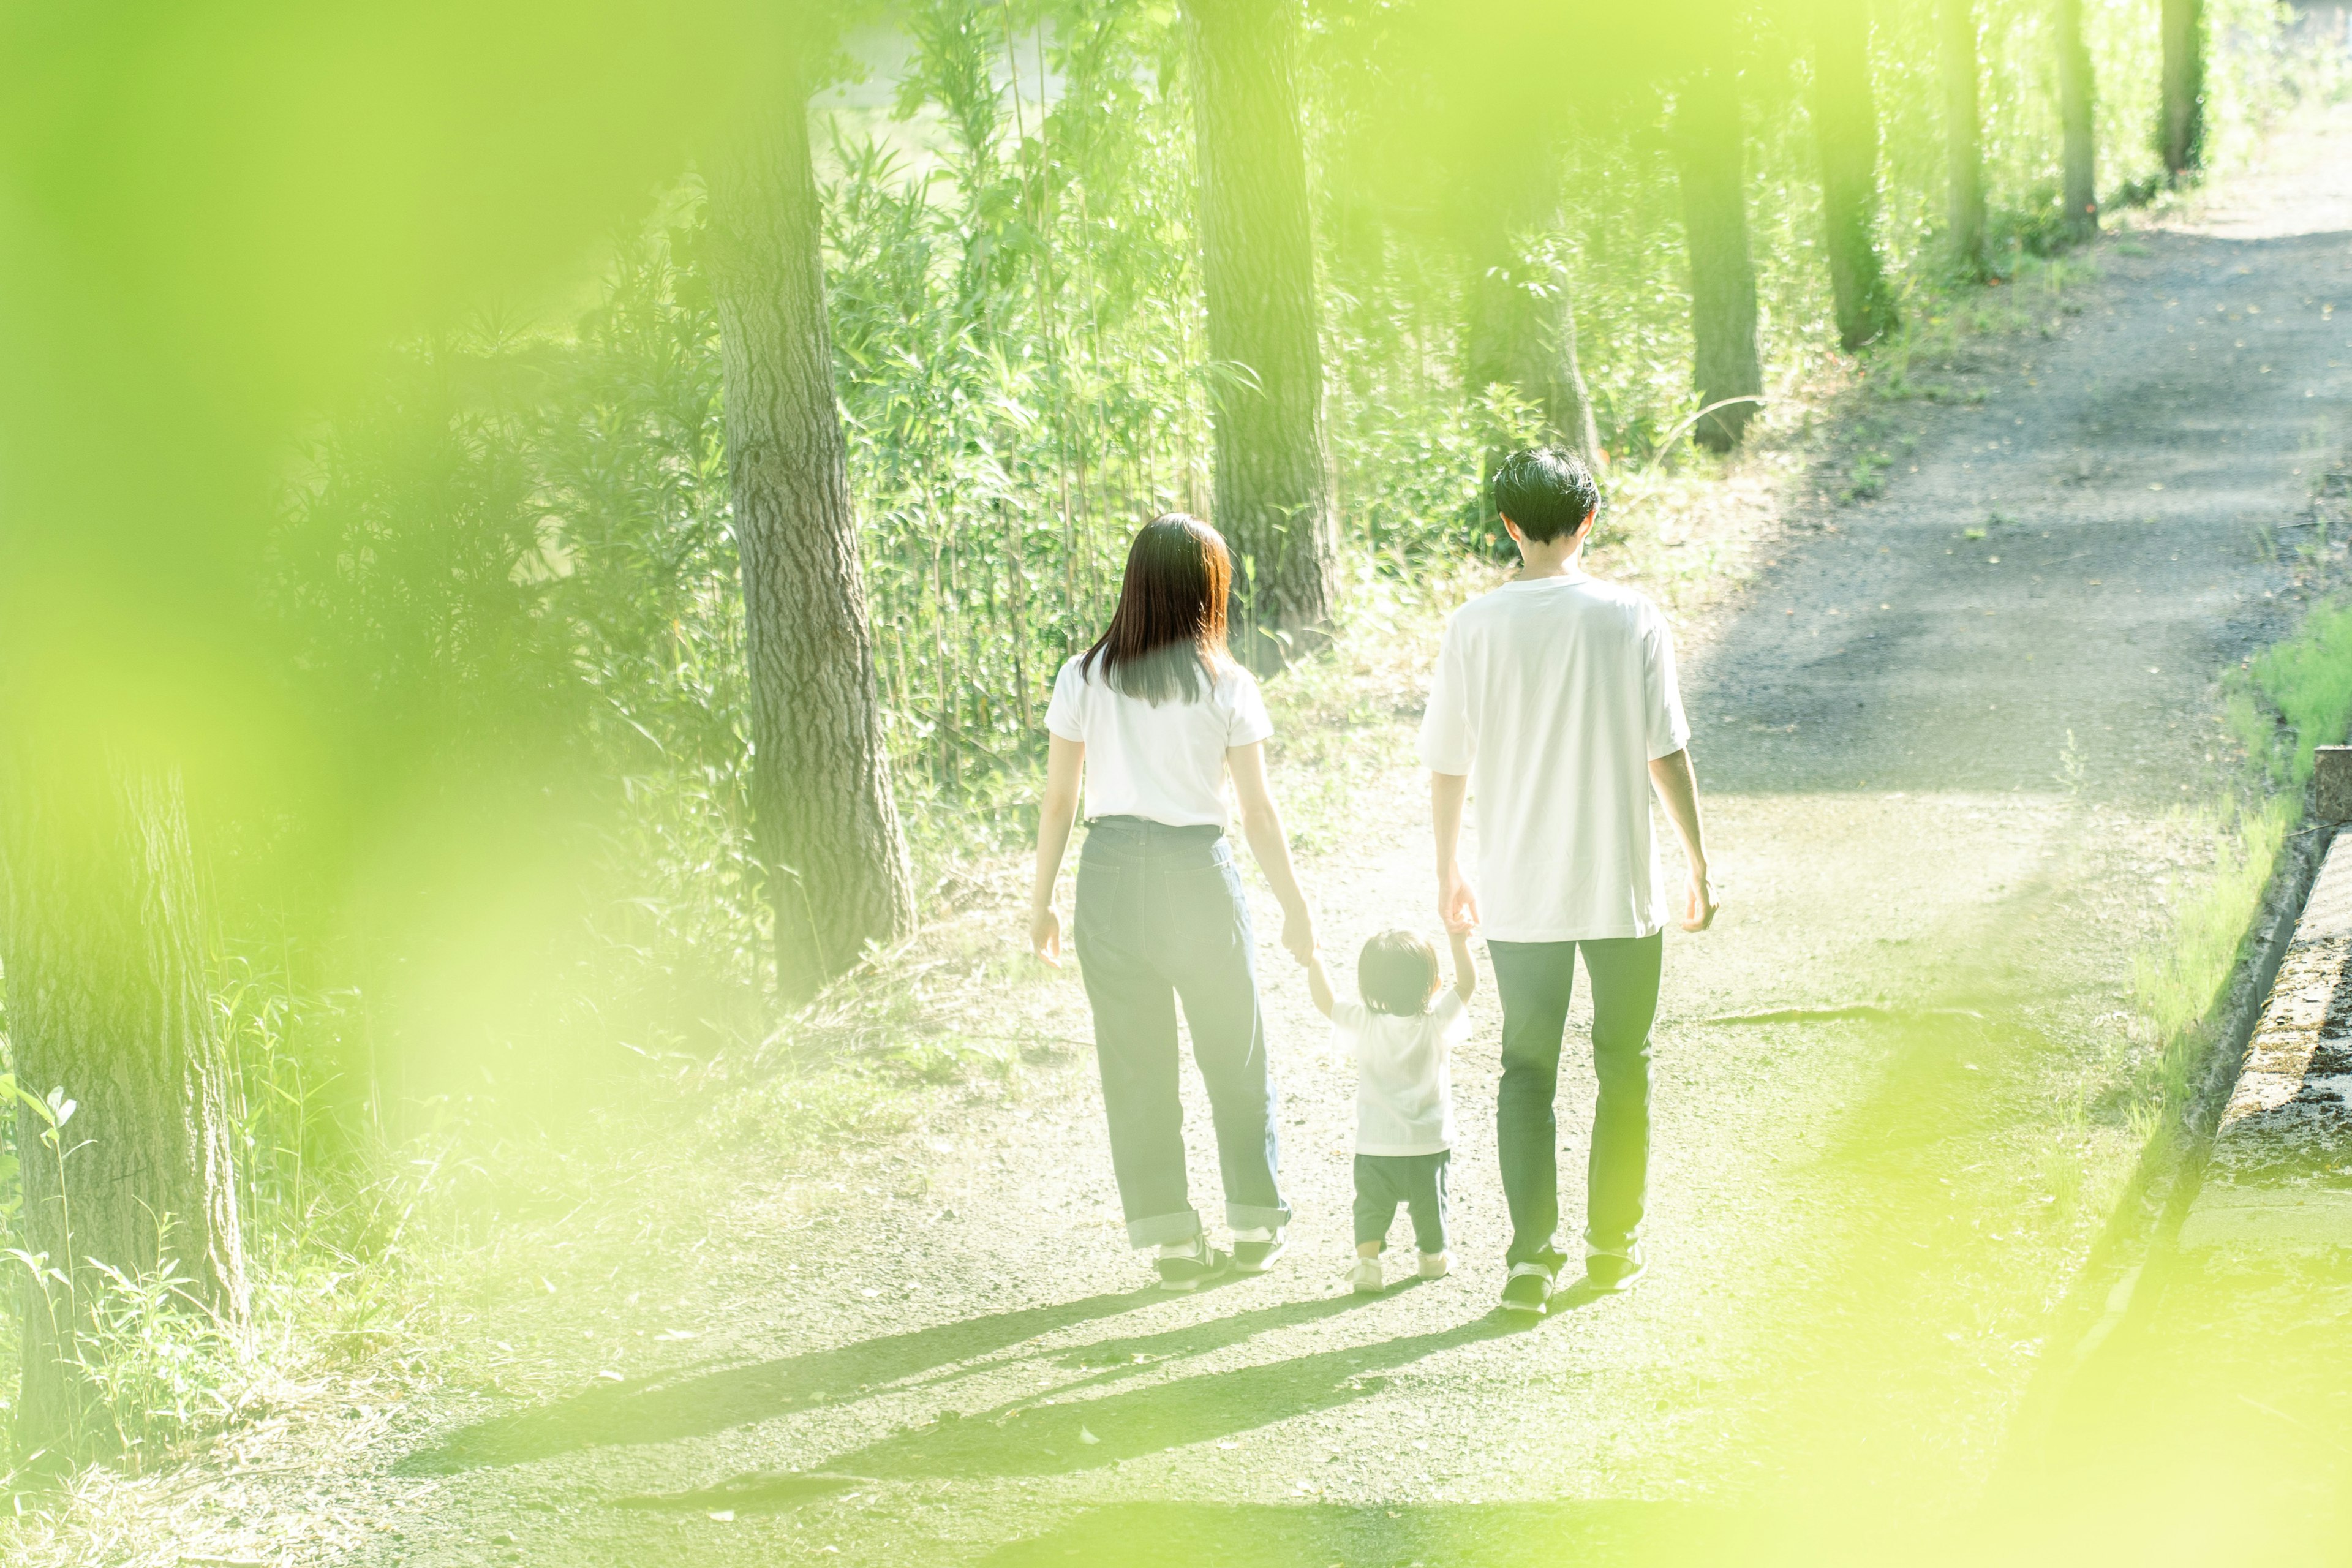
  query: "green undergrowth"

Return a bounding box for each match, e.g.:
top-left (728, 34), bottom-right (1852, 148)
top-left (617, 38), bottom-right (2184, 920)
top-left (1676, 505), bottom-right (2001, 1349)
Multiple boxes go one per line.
top-left (2120, 597), bottom-right (2352, 1140)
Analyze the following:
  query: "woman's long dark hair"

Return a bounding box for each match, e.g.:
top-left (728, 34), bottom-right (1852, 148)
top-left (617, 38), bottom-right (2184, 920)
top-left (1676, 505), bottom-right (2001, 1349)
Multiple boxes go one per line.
top-left (1077, 514), bottom-right (1234, 705)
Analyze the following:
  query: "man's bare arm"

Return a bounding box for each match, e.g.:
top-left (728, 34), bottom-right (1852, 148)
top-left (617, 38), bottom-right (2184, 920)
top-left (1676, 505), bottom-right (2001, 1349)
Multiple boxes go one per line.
top-left (1648, 747), bottom-right (1719, 933)
top-left (1432, 771), bottom-right (1479, 932)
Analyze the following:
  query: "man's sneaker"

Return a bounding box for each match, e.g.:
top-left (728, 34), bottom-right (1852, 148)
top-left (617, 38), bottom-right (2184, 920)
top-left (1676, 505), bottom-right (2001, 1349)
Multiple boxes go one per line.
top-left (1417, 1250), bottom-right (1452, 1280)
top-left (1346, 1256), bottom-right (1385, 1294)
top-left (1498, 1258), bottom-right (1556, 1316)
top-left (1584, 1245), bottom-right (1646, 1294)
top-left (1231, 1229), bottom-right (1287, 1275)
top-left (1155, 1239), bottom-right (1232, 1292)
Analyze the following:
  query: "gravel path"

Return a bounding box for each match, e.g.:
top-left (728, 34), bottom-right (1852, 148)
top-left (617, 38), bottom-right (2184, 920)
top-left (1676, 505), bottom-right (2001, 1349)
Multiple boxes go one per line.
top-left (124, 109), bottom-right (2352, 1568)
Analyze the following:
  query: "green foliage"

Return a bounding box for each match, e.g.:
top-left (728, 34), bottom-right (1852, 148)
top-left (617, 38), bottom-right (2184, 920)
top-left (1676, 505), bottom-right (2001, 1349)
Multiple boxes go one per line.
top-left (2250, 600), bottom-right (2352, 785)
top-left (2126, 796), bottom-right (2293, 1123)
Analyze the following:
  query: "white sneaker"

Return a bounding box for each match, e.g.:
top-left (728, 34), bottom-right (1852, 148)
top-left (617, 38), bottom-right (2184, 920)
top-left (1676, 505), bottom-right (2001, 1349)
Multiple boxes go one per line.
top-left (1345, 1257), bottom-right (1385, 1294)
top-left (1418, 1250), bottom-right (1452, 1280)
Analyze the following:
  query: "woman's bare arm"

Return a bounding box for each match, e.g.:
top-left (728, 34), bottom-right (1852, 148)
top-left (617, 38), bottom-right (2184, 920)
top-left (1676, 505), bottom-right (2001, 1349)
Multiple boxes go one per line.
top-left (1227, 740), bottom-right (1316, 965)
top-left (1029, 736), bottom-right (1085, 964)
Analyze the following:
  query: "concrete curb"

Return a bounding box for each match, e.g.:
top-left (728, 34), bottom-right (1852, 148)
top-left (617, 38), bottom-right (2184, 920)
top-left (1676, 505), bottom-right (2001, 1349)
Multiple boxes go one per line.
top-left (2177, 818), bottom-right (2352, 1253)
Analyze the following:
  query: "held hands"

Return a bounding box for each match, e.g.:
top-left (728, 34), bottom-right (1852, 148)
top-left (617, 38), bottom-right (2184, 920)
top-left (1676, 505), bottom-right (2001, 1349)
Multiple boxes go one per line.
top-left (1438, 864), bottom-right (1480, 935)
top-left (1030, 905), bottom-right (1062, 967)
top-left (1682, 867), bottom-right (1721, 933)
top-left (1280, 902), bottom-right (1317, 967)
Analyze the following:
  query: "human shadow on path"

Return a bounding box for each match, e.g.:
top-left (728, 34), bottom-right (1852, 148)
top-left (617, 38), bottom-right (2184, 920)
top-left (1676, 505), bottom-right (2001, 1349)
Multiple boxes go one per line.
top-left (405, 1282), bottom-right (1400, 1475)
top-left (402, 1288), bottom-right (1163, 1474)
top-left (617, 1306), bottom-right (1508, 1512)
top-left (976, 1500), bottom-right (1813, 1568)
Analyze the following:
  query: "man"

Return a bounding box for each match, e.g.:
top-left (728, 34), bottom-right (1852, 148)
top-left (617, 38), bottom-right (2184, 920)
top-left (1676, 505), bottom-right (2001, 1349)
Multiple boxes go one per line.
top-left (1420, 447), bottom-right (1717, 1316)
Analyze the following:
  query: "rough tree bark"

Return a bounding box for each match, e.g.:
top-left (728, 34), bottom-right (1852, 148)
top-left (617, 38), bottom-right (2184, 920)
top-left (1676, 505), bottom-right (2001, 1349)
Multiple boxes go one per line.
top-left (1672, 68), bottom-right (1765, 453)
top-left (1463, 138), bottom-right (1604, 475)
top-left (1183, 0), bottom-right (1335, 672)
top-left (1810, 0), bottom-right (1899, 351)
top-left (2160, 0), bottom-right (2206, 181)
top-left (704, 79), bottom-right (916, 1005)
top-left (0, 750), bottom-right (248, 1458)
top-left (2057, 0), bottom-right (2099, 243)
top-left (1940, 0), bottom-right (1989, 277)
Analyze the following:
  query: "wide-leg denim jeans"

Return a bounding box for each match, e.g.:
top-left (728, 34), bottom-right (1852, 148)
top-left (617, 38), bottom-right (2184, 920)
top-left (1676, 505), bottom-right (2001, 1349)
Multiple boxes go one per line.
top-left (1072, 815), bottom-right (1289, 1248)
top-left (1487, 934), bottom-right (1663, 1265)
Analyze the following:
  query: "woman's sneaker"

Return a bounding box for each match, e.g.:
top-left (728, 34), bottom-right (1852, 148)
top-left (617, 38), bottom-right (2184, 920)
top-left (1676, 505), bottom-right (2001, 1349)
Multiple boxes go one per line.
top-left (1418, 1250), bottom-right (1452, 1280)
top-left (1155, 1238), bottom-right (1231, 1292)
top-left (1498, 1250), bottom-right (1564, 1316)
top-left (1346, 1256), bottom-right (1385, 1294)
top-left (1231, 1227), bottom-right (1287, 1275)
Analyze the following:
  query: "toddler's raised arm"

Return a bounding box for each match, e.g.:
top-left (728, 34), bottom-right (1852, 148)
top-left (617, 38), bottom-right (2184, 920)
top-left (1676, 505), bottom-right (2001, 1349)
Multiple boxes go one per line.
top-left (1305, 949), bottom-right (1338, 1019)
top-left (1448, 929), bottom-right (1477, 1002)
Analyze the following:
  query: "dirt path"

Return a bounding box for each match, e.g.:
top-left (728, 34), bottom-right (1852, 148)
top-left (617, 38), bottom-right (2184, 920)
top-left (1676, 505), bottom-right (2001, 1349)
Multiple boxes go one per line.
top-left (83, 108), bottom-right (2352, 1568)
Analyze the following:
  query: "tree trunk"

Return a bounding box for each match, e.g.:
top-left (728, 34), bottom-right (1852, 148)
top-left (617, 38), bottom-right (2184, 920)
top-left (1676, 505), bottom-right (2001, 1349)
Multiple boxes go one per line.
top-left (1810, 0), bottom-right (1900, 351)
top-left (0, 749), bottom-right (248, 1459)
top-left (704, 82), bottom-right (916, 1005)
top-left (1940, 0), bottom-right (1989, 278)
top-left (2160, 0), bottom-right (2206, 180)
top-left (2057, 0), bottom-right (2099, 242)
top-left (1183, 0), bottom-right (1335, 672)
top-left (1672, 69), bottom-right (1765, 453)
top-left (1463, 139), bottom-right (1604, 474)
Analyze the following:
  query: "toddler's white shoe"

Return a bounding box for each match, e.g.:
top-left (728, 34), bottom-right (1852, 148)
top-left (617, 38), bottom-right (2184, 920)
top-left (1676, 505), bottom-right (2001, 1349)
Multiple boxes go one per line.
top-left (1345, 1256), bottom-right (1385, 1294)
top-left (1417, 1250), bottom-right (1451, 1280)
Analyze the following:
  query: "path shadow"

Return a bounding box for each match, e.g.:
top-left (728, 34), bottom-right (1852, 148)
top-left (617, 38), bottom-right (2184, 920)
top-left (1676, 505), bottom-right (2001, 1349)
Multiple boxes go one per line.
top-left (974, 1501), bottom-right (1815, 1568)
top-left (619, 1310), bottom-right (1507, 1512)
top-left (402, 1287), bottom-right (1160, 1473)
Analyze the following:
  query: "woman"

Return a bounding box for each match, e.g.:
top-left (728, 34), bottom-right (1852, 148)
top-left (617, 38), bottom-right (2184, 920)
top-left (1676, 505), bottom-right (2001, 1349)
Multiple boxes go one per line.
top-left (1029, 514), bottom-right (1316, 1291)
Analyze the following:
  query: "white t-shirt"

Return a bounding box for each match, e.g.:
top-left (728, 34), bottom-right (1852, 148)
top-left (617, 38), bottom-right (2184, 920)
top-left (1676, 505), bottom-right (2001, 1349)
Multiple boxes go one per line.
top-left (1044, 651), bottom-right (1273, 829)
top-left (1418, 573), bottom-right (1692, 943)
top-left (1332, 991), bottom-right (1466, 1156)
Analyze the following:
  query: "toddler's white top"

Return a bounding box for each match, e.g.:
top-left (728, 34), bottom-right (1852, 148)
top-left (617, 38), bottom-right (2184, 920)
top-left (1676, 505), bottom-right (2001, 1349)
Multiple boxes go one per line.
top-left (1046, 651), bottom-right (1272, 830)
top-left (1332, 992), bottom-right (1467, 1156)
top-left (1418, 572), bottom-right (1692, 941)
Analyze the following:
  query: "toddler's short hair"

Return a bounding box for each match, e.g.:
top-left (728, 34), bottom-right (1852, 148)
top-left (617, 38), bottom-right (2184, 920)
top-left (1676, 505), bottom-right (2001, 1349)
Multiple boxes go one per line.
top-left (1359, 929), bottom-right (1441, 1017)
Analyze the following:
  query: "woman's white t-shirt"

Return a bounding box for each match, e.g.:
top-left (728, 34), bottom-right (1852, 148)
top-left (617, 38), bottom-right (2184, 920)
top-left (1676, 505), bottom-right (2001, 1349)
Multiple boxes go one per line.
top-left (1044, 652), bottom-right (1273, 829)
top-left (1331, 992), bottom-right (1466, 1156)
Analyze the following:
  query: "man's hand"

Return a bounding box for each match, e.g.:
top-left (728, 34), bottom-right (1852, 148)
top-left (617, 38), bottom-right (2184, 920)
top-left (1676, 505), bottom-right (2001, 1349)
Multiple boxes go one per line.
top-left (1281, 902), bottom-right (1317, 966)
top-left (1681, 869), bottom-right (1720, 933)
top-left (1030, 905), bottom-right (1062, 967)
top-left (1439, 864), bottom-right (1481, 934)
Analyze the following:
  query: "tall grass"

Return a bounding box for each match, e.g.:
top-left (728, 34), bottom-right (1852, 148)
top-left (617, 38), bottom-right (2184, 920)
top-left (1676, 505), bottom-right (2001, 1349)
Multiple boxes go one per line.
top-left (2124, 596), bottom-right (2352, 1134)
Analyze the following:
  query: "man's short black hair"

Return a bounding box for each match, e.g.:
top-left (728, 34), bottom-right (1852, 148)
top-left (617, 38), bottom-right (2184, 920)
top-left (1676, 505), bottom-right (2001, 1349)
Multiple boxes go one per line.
top-left (1359, 929), bottom-right (1441, 1017)
top-left (1492, 447), bottom-right (1601, 543)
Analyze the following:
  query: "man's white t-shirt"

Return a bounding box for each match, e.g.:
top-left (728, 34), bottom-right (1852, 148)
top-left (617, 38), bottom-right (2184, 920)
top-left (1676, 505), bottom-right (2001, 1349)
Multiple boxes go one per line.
top-left (1332, 992), bottom-right (1466, 1156)
top-left (1044, 651), bottom-right (1273, 829)
top-left (1418, 573), bottom-right (1692, 943)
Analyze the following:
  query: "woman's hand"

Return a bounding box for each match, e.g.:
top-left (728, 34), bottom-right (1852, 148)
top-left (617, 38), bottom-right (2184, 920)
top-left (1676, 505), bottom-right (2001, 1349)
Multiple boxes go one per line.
top-left (1031, 905), bottom-right (1063, 967)
top-left (1280, 902), bottom-right (1316, 967)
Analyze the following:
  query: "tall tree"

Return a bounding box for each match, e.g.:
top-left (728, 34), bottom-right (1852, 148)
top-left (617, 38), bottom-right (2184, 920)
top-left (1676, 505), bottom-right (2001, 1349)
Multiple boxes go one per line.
top-left (1, 749), bottom-right (249, 1458)
top-left (1940, 0), bottom-right (1989, 277)
top-left (1183, 0), bottom-right (1336, 671)
top-left (1462, 138), bottom-right (1604, 473)
top-left (2160, 0), bottom-right (2206, 180)
top-left (704, 74), bottom-right (917, 1005)
top-left (2057, 0), bottom-right (2098, 243)
top-left (1672, 67), bottom-right (1765, 452)
top-left (1809, 0), bottom-right (1899, 351)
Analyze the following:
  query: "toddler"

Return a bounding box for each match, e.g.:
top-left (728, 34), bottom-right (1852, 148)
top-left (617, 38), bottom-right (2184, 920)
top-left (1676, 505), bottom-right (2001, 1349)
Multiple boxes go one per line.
top-left (1307, 925), bottom-right (1476, 1292)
